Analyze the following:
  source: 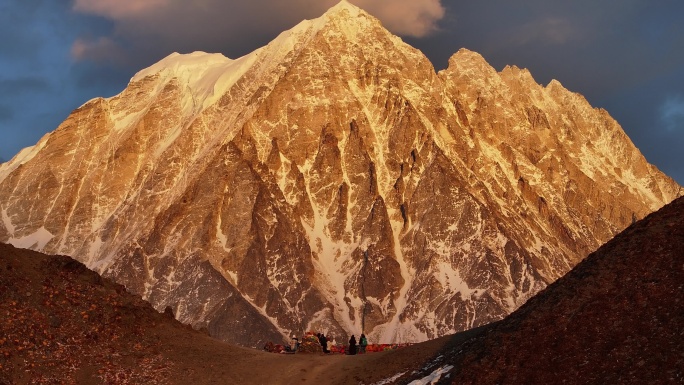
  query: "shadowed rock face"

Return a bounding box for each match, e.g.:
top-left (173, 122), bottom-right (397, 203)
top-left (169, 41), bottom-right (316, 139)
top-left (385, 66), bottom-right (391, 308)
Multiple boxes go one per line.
top-left (0, 2), bottom-right (681, 346)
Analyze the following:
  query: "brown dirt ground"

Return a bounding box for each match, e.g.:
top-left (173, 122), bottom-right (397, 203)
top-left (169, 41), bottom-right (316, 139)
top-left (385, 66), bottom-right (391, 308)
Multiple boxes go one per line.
top-left (155, 328), bottom-right (485, 385)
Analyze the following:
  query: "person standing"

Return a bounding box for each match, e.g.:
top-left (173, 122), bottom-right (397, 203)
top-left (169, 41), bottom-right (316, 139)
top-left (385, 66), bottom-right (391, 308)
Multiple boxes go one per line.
top-left (320, 333), bottom-right (328, 353)
top-left (359, 333), bottom-right (368, 354)
top-left (348, 335), bottom-right (357, 355)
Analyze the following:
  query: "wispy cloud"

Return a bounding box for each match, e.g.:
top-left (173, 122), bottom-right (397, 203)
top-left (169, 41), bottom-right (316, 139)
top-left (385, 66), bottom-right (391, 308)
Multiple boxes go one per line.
top-left (660, 95), bottom-right (684, 132)
top-left (71, 37), bottom-right (127, 64)
top-left (72, 0), bottom-right (171, 19)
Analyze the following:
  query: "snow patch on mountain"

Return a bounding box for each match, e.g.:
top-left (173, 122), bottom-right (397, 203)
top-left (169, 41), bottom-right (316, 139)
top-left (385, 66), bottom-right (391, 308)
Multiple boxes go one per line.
top-left (408, 365), bottom-right (454, 385)
top-left (0, 134), bottom-right (51, 183)
top-left (131, 51), bottom-right (260, 116)
top-left (8, 227), bottom-right (54, 250)
top-left (1, 207), bottom-right (15, 234)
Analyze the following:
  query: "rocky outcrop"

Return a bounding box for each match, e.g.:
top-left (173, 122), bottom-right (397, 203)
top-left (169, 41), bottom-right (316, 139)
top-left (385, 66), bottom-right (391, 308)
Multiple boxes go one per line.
top-left (0, 1), bottom-right (680, 346)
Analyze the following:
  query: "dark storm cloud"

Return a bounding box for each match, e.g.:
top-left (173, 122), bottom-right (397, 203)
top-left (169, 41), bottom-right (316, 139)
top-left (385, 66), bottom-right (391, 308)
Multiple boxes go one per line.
top-left (411, 0), bottom-right (683, 90)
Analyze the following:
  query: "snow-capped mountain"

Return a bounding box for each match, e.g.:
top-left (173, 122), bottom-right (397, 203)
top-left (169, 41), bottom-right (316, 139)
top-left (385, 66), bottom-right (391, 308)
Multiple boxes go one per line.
top-left (0, 1), bottom-right (680, 347)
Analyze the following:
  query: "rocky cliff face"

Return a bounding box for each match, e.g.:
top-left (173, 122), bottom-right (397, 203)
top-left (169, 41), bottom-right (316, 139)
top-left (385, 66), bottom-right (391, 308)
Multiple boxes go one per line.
top-left (0, 1), bottom-right (680, 347)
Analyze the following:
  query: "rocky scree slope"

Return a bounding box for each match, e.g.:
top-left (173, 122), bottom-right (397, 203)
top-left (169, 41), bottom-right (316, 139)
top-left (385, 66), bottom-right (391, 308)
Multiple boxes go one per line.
top-left (0, 242), bottom-right (191, 383)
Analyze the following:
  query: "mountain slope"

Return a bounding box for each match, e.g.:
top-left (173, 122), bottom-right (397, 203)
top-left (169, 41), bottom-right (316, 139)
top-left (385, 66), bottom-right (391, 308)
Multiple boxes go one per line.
top-left (0, 1), bottom-right (680, 346)
top-left (405, 195), bottom-right (684, 384)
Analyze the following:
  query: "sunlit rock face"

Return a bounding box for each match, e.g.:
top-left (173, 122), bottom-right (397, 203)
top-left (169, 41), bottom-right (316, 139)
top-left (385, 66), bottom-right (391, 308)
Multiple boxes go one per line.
top-left (0, 1), bottom-right (680, 347)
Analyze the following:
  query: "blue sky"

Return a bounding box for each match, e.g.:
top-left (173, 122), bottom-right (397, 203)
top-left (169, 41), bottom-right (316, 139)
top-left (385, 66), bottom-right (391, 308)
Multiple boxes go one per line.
top-left (1, 0), bottom-right (682, 184)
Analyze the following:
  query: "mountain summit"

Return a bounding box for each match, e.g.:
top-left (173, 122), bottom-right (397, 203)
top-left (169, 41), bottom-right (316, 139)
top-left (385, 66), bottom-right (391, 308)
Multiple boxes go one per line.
top-left (0, 2), bottom-right (680, 346)
top-left (324, 0), bottom-right (364, 16)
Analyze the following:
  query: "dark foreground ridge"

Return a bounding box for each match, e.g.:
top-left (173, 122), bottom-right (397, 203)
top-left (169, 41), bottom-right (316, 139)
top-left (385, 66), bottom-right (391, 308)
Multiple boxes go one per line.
top-left (0, 244), bottom-right (199, 383)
